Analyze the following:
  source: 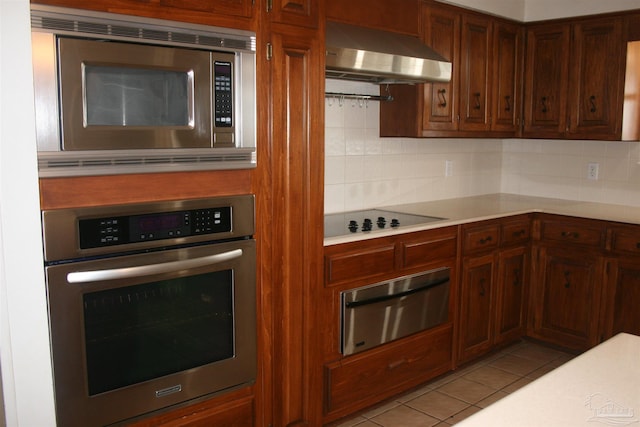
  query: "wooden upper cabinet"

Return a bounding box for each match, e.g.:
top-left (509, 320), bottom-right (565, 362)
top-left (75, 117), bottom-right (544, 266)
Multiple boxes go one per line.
top-left (492, 20), bottom-right (524, 134)
top-left (422, 5), bottom-right (460, 132)
top-left (567, 17), bottom-right (624, 139)
top-left (268, 0), bottom-right (319, 28)
top-left (523, 23), bottom-right (570, 138)
top-left (326, 0), bottom-right (420, 35)
top-left (381, 2), bottom-right (524, 138)
top-left (31, 0), bottom-right (255, 28)
top-left (523, 16), bottom-right (625, 140)
top-left (459, 13), bottom-right (492, 132)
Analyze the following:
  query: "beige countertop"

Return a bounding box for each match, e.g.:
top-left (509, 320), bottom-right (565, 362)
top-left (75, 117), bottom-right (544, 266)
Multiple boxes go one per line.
top-left (456, 332), bottom-right (640, 427)
top-left (324, 193), bottom-right (640, 246)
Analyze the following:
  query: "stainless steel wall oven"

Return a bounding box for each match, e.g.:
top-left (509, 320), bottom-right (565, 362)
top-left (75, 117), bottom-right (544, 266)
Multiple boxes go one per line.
top-left (41, 195), bottom-right (256, 426)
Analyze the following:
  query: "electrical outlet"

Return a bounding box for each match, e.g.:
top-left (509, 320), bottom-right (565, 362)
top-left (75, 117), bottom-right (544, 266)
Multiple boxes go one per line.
top-left (587, 162), bottom-right (599, 180)
top-left (445, 160), bottom-right (453, 177)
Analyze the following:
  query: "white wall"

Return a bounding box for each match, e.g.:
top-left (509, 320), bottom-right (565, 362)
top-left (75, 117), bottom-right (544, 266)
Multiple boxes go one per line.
top-left (0, 0), bottom-right (57, 425)
top-left (325, 80), bottom-right (503, 213)
top-left (439, 0), bottom-right (640, 21)
top-left (324, 81), bottom-right (640, 213)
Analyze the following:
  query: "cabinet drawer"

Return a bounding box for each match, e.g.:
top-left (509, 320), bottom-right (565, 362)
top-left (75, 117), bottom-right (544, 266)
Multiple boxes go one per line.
top-left (325, 244), bottom-right (396, 285)
top-left (540, 218), bottom-right (604, 248)
top-left (609, 228), bottom-right (640, 255)
top-left (325, 325), bottom-right (452, 415)
top-left (501, 219), bottom-right (531, 246)
top-left (463, 224), bottom-right (499, 253)
top-left (402, 232), bottom-right (457, 269)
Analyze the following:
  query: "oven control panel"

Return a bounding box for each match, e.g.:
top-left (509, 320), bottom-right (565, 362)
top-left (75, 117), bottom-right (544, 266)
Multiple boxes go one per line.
top-left (79, 206), bottom-right (232, 249)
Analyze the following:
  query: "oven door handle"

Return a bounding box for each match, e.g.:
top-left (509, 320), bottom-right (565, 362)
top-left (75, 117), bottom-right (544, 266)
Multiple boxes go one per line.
top-left (66, 249), bottom-right (243, 284)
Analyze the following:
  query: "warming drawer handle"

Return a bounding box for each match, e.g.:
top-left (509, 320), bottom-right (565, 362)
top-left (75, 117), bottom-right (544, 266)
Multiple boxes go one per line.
top-left (66, 249), bottom-right (244, 284)
top-left (344, 277), bottom-right (449, 309)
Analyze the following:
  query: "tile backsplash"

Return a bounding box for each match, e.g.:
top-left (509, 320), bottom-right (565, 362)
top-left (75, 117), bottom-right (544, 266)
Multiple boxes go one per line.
top-left (325, 80), bottom-right (640, 213)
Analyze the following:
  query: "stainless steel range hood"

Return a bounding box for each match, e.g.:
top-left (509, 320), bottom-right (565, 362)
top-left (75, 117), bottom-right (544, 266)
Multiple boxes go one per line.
top-left (326, 21), bottom-right (452, 84)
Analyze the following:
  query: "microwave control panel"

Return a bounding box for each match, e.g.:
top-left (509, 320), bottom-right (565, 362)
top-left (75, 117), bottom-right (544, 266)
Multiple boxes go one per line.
top-left (213, 60), bottom-right (233, 128)
top-left (78, 206), bottom-right (232, 249)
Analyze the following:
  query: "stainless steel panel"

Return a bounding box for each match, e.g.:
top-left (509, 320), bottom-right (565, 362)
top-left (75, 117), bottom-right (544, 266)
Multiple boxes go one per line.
top-left (342, 267), bottom-right (450, 355)
top-left (42, 194), bottom-right (254, 262)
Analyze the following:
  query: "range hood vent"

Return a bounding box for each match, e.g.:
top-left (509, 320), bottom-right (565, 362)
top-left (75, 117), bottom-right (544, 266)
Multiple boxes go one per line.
top-left (326, 21), bottom-right (452, 84)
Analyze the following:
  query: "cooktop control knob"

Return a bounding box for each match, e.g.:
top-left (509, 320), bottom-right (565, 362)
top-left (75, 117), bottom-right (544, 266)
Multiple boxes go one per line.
top-left (362, 218), bottom-right (373, 232)
top-left (377, 216), bottom-right (386, 228)
top-left (391, 218), bottom-right (400, 228)
top-left (348, 220), bottom-right (358, 233)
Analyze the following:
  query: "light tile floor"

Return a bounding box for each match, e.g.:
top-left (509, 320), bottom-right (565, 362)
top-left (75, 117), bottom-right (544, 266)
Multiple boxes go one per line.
top-left (329, 340), bottom-right (575, 427)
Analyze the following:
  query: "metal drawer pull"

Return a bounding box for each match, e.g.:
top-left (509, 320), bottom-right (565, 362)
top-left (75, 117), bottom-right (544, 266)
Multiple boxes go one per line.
top-left (541, 96), bottom-right (548, 113)
top-left (589, 95), bottom-right (597, 113)
top-left (505, 95), bottom-right (511, 112)
top-left (67, 249), bottom-right (243, 283)
top-left (513, 229), bottom-right (526, 237)
top-left (388, 358), bottom-right (407, 370)
top-left (561, 231), bottom-right (579, 239)
top-left (479, 236), bottom-right (493, 244)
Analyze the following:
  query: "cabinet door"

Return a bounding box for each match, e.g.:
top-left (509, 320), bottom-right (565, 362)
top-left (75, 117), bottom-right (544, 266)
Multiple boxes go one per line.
top-left (601, 259), bottom-right (640, 340)
top-left (422, 5), bottom-right (460, 132)
top-left (32, 0), bottom-right (255, 27)
top-left (494, 246), bottom-right (528, 345)
top-left (269, 0), bottom-right (318, 28)
top-left (491, 20), bottom-right (523, 134)
top-left (459, 13), bottom-right (491, 132)
top-left (458, 253), bottom-right (495, 363)
top-left (567, 18), bottom-right (624, 140)
top-left (533, 247), bottom-right (602, 350)
top-left (523, 23), bottom-right (570, 138)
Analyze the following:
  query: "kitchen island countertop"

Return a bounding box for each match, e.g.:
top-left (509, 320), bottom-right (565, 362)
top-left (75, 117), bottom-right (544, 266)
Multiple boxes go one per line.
top-left (456, 332), bottom-right (640, 427)
top-left (324, 193), bottom-right (640, 246)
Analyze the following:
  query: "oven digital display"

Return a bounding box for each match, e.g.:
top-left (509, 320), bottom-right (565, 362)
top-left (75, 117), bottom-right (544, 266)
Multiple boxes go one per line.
top-left (78, 206), bottom-right (232, 249)
top-left (135, 213), bottom-right (183, 233)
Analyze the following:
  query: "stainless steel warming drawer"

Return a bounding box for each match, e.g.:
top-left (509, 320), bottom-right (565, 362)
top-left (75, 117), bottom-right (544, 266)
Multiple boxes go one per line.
top-left (341, 267), bottom-right (450, 355)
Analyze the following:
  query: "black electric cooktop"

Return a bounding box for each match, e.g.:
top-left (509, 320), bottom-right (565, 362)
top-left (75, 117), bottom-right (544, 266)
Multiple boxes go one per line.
top-left (324, 209), bottom-right (444, 238)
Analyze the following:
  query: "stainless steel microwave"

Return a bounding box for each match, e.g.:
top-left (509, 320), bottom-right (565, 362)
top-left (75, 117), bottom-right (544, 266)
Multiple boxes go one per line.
top-left (30, 5), bottom-right (256, 177)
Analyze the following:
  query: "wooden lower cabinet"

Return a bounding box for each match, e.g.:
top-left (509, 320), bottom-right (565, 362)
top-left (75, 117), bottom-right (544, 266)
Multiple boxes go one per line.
top-left (494, 246), bottom-right (528, 345)
top-left (529, 246), bottom-right (603, 350)
top-left (601, 259), bottom-right (640, 339)
top-left (457, 217), bottom-right (530, 364)
top-left (458, 253), bottom-right (495, 362)
top-left (324, 325), bottom-right (453, 422)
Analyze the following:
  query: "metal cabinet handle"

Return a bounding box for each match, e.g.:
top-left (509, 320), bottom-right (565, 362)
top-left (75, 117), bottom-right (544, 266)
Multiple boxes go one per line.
top-left (513, 229), bottom-right (525, 237)
top-left (564, 271), bottom-right (571, 289)
top-left (479, 236), bottom-right (493, 244)
top-left (438, 89), bottom-right (447, 107)
top-left (589, 95), bottom-right (596, 113)
top-left (474, 92), bottom-right (481, 110)
top-left (541, 96), bottom-right (548, 113)
top-left (636, 242), bottom-right (640, 250)
top-left (479, 278), bottom-right (486, 296)
top-left (388, 358), bottom-right (407, 370)
top-left (513, 269), bottom-right (521, 287)
top-left (67, 249), bottom-right (243, 283)
top-left (561, 231), bottom-right (579, 239)
top-left (505, 95), bottom-right (511, 112)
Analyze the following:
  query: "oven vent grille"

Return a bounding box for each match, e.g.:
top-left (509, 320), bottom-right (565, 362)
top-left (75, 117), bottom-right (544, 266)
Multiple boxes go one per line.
top-left (31, 7), bottom-right (256, 52)
top-left (37, 149), bottom-right (256, 177)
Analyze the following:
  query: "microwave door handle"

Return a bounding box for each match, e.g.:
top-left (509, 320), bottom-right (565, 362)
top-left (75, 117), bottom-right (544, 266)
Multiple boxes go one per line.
top-left (66, 249), bottom-right (243, 284)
